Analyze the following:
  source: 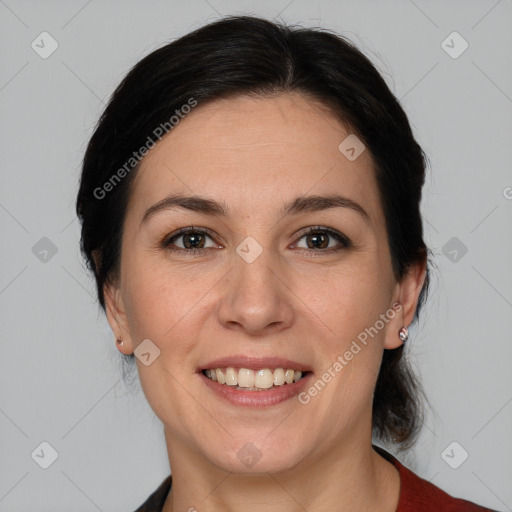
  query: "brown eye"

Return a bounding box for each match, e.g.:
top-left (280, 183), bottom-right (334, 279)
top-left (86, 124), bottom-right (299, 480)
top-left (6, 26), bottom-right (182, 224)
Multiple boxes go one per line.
top-left (164, 227), bottom-right (218, 254)
top-left (305, 231), bottom-right (329, 249)
top-left (180, 231), bottom-right (207, 249)
top-left (295, 227), bottom-right (351, 252)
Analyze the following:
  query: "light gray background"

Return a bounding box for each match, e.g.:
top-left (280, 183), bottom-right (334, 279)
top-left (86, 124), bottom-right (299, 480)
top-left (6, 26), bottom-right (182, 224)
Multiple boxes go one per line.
top-left (1, 0), bottom-right (511, 510)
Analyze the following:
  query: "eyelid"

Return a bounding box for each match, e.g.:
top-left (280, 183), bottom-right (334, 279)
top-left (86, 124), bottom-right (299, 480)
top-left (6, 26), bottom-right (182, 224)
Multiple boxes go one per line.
top-left (291, 225), bottom-right (352, 252)
top-left (162, 225), bottom-right (352, 254)
top-left (162, 226), bottom-right (221, 249)
top-left (295, 225), bottom-right (351, 245)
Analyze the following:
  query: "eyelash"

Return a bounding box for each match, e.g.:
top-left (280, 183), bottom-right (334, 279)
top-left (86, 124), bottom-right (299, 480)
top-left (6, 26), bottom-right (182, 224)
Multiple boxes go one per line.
top-left (162, 225), bottom-right (352, 256)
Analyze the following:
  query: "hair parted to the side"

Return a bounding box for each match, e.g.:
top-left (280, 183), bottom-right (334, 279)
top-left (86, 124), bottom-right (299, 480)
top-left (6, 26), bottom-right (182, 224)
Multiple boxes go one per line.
top-left (76, 15), bottom-right (432, 451)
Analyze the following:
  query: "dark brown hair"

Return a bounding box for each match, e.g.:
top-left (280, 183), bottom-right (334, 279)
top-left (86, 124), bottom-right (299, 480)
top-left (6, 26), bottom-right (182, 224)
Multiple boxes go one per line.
top-left (76, 15), bottom-right (431, 450)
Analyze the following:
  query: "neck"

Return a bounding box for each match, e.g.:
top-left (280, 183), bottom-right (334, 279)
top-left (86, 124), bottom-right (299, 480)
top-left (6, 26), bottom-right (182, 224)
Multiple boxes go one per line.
top-left (161, 430), bottom-right (400, 512)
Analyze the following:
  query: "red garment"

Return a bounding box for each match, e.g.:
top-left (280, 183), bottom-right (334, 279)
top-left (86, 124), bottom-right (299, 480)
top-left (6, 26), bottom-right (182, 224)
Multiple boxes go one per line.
top-left (133, 447), bottom-right (498, 511)
top-left (374, 446), bottom-right (498, 511)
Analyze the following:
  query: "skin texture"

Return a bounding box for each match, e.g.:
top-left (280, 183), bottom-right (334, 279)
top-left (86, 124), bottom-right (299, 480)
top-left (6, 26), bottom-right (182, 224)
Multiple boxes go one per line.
top-left (104, 92), bottom-right (426, 512)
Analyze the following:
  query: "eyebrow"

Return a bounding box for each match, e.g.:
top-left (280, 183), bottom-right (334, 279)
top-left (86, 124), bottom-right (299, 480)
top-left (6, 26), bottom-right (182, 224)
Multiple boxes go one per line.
top-left (140, 193), bottom-right (371, 227)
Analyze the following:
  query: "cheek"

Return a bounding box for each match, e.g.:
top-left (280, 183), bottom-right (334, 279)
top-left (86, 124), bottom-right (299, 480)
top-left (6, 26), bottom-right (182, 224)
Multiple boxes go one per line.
top-left (296, 257), bottom-right (391, 402)
top-left (121, 251), bottom-right (217, 359)
top-left (120, 258), bottom-right (207, 426)
top-left (120, 252), bottom-right (174, 346)
top-left (299, 260), bottom-right (390, 346)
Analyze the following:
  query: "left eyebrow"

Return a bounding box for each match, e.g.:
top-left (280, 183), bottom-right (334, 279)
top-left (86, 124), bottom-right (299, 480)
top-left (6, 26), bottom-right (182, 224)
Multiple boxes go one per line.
top-left (140, 193), bottom-right (371, 227)
top-left (280, 194), bottom-right (371, 226)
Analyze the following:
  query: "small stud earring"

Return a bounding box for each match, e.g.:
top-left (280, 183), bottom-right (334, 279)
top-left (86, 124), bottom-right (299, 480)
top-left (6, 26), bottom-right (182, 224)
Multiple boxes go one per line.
top-left (117, 338), bottom-right (124, 347)
top-left (398, 327), bottom-right (409, 342)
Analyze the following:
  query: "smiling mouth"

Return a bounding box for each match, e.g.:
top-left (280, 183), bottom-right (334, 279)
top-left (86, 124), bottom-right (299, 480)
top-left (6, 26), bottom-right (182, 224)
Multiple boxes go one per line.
top-left (202, 367), bottom-right (309, 391)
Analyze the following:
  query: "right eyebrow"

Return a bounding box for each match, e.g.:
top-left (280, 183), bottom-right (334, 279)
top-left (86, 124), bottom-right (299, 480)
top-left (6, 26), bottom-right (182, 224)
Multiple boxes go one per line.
top-left (140, 194), bottom-right (228, 227)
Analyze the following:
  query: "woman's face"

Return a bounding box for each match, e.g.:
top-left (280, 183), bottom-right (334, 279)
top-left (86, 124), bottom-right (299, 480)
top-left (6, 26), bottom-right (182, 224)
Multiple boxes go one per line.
top-left (105, 92), bottom-right (423, 473)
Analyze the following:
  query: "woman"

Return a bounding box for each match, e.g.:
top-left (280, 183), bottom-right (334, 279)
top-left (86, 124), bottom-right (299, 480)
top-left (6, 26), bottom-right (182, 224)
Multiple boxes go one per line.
top-left (76, 15), bottom-right (497, 512)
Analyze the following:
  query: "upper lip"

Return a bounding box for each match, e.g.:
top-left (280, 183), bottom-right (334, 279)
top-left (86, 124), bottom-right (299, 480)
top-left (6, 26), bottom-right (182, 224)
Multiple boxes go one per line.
top-left (199, 356), bottom-right (312, 372)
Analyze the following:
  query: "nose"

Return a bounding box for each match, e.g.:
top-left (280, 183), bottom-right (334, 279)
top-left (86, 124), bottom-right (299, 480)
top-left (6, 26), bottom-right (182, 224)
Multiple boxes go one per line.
top-left (217, 244), bottom-right (295, 336)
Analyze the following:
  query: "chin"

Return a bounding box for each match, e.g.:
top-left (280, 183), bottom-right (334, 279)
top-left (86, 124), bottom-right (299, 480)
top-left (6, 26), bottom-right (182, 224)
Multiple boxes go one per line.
top-left (213, 451), bottom-right (302, 475)
top-left (203, 434), bottom-right (308, 475)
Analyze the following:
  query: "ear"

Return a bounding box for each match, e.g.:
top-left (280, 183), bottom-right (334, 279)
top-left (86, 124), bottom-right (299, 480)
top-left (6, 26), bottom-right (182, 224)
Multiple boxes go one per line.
top-left (104, 279), bottom-right (134, 354)
top-left (384, 257), bottom-right (427, 350)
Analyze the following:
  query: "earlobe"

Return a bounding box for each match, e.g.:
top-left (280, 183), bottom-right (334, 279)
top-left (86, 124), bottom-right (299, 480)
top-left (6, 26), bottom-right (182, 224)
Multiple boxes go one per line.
top-left (103, 282), bottom-right (133, 353)
top-left (383, 258), bottom-right (427, 350)
top-left (398, 258), bottom-right (427, 328)
top-left (383, 302), bottom-right (408, 350)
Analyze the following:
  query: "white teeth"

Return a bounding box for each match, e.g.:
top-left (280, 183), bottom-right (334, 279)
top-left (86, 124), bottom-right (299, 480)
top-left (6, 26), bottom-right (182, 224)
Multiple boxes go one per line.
top-left (224, 367), bottom-right (237, 386)
top-left (254, 369), bottom-right (274, 389)
top-left (273, 368), bottom-right (285, 386)
top-left (238, 368), bottom-right (255, 388)
top-left (215, 368), bottom-right (225, 384)
top-left (203, 367), bottom-right (306, 390)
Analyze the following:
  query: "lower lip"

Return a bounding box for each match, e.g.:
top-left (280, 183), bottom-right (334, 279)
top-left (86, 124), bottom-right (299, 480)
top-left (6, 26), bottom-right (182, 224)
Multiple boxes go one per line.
top-left (199, 371), bottom-right (313, 407)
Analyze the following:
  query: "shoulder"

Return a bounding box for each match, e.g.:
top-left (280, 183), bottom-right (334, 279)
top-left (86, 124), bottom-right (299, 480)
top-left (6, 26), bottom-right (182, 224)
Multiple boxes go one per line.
top-left (132, 474), bottom-right (172, 512)
top-left (374, 445), bottom-right (498, 512)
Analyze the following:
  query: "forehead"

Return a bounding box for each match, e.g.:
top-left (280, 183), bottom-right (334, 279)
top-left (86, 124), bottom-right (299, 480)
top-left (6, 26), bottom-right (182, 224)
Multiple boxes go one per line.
top-left (128, 92), bottom-right (383, 226)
